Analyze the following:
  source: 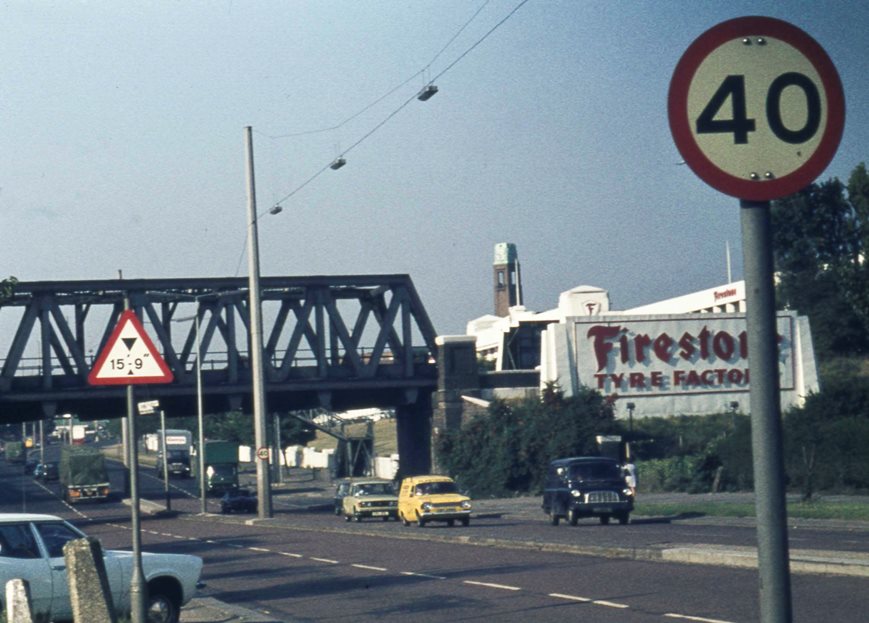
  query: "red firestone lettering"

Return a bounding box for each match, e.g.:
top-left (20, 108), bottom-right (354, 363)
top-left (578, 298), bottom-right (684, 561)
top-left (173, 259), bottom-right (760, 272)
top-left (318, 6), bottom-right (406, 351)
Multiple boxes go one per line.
top-left (653, 333), bottom-right (674, 362)
top-left (634, 333), bottom-right (651, 363)
top-left (629, 372), bottom-right (645, 388)
top-left (713, 331), bottom-right (735, 360)
top-left (587, 325), bottom-right (623, 371)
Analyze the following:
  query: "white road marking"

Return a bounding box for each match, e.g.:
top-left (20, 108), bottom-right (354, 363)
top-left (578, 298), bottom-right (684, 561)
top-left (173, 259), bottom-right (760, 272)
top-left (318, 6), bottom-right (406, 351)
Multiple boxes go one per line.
top-left (279, 552), bottom-right (303, 558)
top-left (249, 547), bottom-right (271, 553)
top-left (665, 614), bottom-right (735, 623)
top-left (463, 580), bottom-right (521, 591)
top-left (310, 557), bottom-right (339, 564)
top-left (592, 599), bottom-right (630, 609)
top-left (400, 571), bottom-right (447, 580)
top-left (352, 564), bottom-right (388, 572)
top-left (549, 593), bottom-right (591, 602)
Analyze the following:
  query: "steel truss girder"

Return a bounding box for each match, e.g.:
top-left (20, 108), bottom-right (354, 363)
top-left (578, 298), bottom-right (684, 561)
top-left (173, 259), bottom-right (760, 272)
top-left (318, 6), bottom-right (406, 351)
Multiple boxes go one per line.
top-left (0, 276), bottom-right (439, 422)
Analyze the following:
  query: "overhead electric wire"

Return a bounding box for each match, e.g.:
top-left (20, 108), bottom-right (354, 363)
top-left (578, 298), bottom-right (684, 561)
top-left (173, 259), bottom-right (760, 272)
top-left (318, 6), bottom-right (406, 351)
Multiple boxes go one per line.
top-left (265, 0), bottom-right (492, 141)
top-left (266, 0), bottom-right (529, 212)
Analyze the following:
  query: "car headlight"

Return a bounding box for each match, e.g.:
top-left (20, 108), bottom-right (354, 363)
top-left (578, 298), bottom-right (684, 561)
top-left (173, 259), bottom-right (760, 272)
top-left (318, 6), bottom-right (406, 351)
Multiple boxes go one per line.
top-left (422, 502), bottom-right (432, 511)
top-left (461, 500), bottom-right (472, 510)
top-left (570, 489), bottom-right (581, 498)
top-left (623, 488), bottom-right (634, 497)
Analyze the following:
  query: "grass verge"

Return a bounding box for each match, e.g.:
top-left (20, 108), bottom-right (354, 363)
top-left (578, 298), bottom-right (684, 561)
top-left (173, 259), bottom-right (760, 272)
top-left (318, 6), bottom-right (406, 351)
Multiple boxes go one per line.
top-left (634, 500), bottom-right (869, 522)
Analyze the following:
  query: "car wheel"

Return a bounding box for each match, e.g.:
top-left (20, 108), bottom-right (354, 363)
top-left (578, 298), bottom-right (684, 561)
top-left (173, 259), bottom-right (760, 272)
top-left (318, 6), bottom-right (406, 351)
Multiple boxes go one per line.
top-left (353, 513), bottom-right (362, 522)
top-left (567, 508), bottom-right (579, 526)
top-left (400, 512), bottom-right (410, 527)
top-left (344, 514), bottom-right (351, 522)
top-left (416, 513), bottom-right (426, 528)
top-left (461, 517), bottom-right (470, 527)
top-left (618, 512), bottom-right (630, 525)
top-left (599, 514), bottom-right (610, 525)
top-left (549, 510), bottom-right (560, 526)
top-left (146, 590), bottom-right (180, 623)
top-left (447, 519), bottom-right (455, 527)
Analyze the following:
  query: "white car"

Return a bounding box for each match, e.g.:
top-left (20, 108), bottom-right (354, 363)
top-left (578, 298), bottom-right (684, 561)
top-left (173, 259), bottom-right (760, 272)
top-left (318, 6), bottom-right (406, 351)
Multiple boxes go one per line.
top-left (0, 513), bottom-right (202, 623)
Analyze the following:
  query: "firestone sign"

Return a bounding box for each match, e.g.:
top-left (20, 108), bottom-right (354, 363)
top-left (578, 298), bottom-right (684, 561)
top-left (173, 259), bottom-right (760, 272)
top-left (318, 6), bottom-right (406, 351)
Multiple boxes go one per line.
top-left (575, 315), bottom-right (795, 396)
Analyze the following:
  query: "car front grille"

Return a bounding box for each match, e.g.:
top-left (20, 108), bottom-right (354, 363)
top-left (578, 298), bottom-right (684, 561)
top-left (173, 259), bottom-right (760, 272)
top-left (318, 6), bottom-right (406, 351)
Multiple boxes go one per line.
top-left (585, 490), bottom-right (619, 504)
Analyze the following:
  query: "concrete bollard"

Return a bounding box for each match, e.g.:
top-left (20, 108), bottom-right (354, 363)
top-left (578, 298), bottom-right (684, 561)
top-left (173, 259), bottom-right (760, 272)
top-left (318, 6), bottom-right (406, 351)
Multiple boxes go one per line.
top-left (63, 537), bottom-right (118, 623)
top-left (4, 578), bottom-right (34, 623)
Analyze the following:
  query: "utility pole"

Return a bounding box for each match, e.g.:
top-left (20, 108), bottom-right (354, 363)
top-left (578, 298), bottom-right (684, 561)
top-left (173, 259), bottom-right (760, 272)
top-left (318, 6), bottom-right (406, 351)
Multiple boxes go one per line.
top-left (245, 125), bottom-right (273, 518)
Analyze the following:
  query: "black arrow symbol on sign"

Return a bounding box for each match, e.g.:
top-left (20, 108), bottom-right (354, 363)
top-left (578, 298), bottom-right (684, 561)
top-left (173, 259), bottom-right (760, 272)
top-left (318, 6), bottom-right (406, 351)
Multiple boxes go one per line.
top-left (122, 337), bottom-right (137, 351)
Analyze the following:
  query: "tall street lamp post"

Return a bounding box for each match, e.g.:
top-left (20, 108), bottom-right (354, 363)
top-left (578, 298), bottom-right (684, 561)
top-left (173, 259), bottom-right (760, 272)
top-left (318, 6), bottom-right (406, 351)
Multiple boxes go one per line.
top-left (245, 126), bottom-right (273, 519)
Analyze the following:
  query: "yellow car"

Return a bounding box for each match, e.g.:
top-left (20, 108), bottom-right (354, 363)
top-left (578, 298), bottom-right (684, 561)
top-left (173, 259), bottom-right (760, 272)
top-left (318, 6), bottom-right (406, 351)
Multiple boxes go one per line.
top-left (398, 475), bottom-right (471, 527)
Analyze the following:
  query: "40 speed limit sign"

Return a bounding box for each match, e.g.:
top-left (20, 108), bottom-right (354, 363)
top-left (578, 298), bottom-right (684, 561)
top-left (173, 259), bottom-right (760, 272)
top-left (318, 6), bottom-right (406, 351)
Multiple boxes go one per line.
top-left (668, 16), bottom-right (844, 201)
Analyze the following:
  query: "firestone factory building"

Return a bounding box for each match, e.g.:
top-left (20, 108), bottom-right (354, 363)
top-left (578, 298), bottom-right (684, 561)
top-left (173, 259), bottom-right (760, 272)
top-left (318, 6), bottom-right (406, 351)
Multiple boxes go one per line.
top-left (466, 243), bottom-right (819, 419)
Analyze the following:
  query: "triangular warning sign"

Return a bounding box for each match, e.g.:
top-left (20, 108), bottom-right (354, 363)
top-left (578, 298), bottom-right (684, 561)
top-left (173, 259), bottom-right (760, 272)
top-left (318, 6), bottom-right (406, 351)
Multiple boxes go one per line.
top-left (88, 310), bottom-right (174, 386)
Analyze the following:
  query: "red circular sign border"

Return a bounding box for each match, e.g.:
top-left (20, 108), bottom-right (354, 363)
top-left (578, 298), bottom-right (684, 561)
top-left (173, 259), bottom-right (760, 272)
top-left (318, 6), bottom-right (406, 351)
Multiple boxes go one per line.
top-left (668, 16), bottom-right (845, 201)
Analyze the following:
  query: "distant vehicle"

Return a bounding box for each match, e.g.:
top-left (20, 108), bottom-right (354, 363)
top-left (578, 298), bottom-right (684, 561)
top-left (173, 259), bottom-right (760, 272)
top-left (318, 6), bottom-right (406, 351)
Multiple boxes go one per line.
top-left (333, 479), bottom-right (351, 516)
top-left (0, 513), bottom-right (202, 623)
top-left (4, 441), bottom-right (24, 464)
top-left (398, 475), bottom-right (471, 527)
top-left (541, 456), bottom-right (634, 526)
top-left (24, 452), bottom-right (40, 474)
top-left (156, 429), bottom-right (193, 479)
top-left (341, 478), bottom-right (398, 522)
top-left (59, 446), bottom-right (110, 503)
top-left (33, 462), bottom-right (60, 481)
top-left (220, 488), bottom-right (257, 514)
top-left (192, 440), bottom-right (238, 495)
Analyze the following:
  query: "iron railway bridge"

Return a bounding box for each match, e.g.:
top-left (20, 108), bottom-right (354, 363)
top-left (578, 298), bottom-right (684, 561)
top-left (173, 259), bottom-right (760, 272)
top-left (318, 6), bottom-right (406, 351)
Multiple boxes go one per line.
top-left (0, 276), bottom-right (439, 427)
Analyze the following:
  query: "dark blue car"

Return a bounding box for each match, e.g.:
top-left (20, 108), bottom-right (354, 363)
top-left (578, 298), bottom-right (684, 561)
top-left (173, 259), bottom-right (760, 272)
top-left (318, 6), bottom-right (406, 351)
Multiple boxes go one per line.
top-left (220, 488), bottom-right (257, 514)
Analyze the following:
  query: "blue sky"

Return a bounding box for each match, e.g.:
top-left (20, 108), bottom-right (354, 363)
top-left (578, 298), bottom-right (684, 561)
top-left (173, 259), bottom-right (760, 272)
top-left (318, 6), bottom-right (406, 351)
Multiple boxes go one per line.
top-left (1, 1), bottom-right (867, 335)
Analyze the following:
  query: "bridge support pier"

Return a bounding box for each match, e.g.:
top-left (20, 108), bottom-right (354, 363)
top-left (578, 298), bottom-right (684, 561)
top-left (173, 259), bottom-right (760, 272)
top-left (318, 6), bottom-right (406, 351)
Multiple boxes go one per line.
top-left (431, 336), bottom-right (481, 474)
top-left (395, 399), bottom-right (432, 478)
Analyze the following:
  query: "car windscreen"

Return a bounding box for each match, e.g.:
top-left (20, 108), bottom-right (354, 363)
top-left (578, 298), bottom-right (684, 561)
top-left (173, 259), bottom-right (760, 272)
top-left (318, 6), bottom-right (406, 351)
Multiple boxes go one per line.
top-left (568, 462), bottom-right (621, 481)
top-left (416, 481), bottom-right (458, 495)
top-left (356, 483), bottom-right (394, 496)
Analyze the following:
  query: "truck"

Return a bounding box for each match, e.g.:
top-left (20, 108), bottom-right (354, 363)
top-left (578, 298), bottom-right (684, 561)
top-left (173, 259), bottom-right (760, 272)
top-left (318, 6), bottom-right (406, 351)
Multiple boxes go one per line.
top-left (156, 429), bottom-right (193, 478)
top-left (192, 440), bottom-right (239, 495)
top-left (4, 441), bottom-right (25, 464)
top-left (59, 446), bottom-right (110, 503)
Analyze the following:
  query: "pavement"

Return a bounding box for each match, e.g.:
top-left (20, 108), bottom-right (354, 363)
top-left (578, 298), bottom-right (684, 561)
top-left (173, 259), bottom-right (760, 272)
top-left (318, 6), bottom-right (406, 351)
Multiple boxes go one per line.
top-left (167, 472), bottom-right (869, 622)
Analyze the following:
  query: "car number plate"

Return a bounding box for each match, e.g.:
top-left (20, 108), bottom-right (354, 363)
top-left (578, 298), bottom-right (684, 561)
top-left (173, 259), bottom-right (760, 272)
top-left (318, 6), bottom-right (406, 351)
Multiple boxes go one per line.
top-left (593, 506), bottom-right (613, 513)
top-left (372, 511), bottom-right (388, 516)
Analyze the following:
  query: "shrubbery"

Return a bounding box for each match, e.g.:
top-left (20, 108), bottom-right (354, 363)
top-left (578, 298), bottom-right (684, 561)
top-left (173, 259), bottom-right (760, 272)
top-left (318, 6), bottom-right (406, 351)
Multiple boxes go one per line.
top-left (436, 375), bottom-right (869, 498)
top-left (435, 385), bottom-right (617, 497)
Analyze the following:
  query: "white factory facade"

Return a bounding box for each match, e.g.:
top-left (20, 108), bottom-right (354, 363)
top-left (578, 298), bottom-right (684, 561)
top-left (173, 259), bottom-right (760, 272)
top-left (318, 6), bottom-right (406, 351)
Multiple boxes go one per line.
top-left (466, 244), bottom-right (819, 419)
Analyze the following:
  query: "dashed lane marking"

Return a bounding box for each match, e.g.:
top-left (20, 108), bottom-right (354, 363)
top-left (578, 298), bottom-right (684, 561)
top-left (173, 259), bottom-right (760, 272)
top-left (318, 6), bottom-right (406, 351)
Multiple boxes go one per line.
top-left (279, 552), bottom-right (304, 558)
top-left (352, 564), bottom-right (388, 572)
top-left (310, 557), bottom-right (339, 564)
top-left (249, 547), bottom-right (271, 553)
top-left (593, 599), bottom-right (630, 609)
top-left (549, 593), bottom-right (591, 603)
top-left (665, 614), bottom-right (735, 623)
top-left (463, 580), bottom-right (521, 591)
top-left (400, 571), bottom-right (447, 580)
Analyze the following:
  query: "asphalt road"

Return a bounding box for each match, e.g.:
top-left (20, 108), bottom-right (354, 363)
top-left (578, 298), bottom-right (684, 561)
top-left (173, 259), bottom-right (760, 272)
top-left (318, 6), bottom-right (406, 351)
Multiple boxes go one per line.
top-left (3, 451), bottom-right (869, 622)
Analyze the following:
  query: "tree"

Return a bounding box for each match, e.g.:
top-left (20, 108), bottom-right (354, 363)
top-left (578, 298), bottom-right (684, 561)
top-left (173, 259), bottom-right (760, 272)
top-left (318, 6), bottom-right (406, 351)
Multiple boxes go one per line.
top-left (772, 163), bottom-right (869, 359)
top-left (0, 276), bottom-right (18, 299)
top-left (435, 387), bottom-right (617, 497)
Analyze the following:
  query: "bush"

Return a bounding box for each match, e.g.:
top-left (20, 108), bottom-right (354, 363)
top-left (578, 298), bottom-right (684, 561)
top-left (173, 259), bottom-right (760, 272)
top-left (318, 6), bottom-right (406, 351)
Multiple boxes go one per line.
top-left (436, 386), bottom-right (616, 497)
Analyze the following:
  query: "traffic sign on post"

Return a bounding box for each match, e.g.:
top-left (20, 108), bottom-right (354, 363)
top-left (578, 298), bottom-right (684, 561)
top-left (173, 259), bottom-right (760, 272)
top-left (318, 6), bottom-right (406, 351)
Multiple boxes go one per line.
top-left (668, 16), bottom-right (845, 200)
top-left (88, 310), bottom-right (174, 385)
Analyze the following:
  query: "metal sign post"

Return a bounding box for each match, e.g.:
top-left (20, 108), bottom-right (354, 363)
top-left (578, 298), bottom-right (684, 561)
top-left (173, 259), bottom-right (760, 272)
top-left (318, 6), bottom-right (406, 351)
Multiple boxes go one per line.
top-left (669, 16), bottom-right (844, 623)
top-left (89, 306), bottom-right (174, 623)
